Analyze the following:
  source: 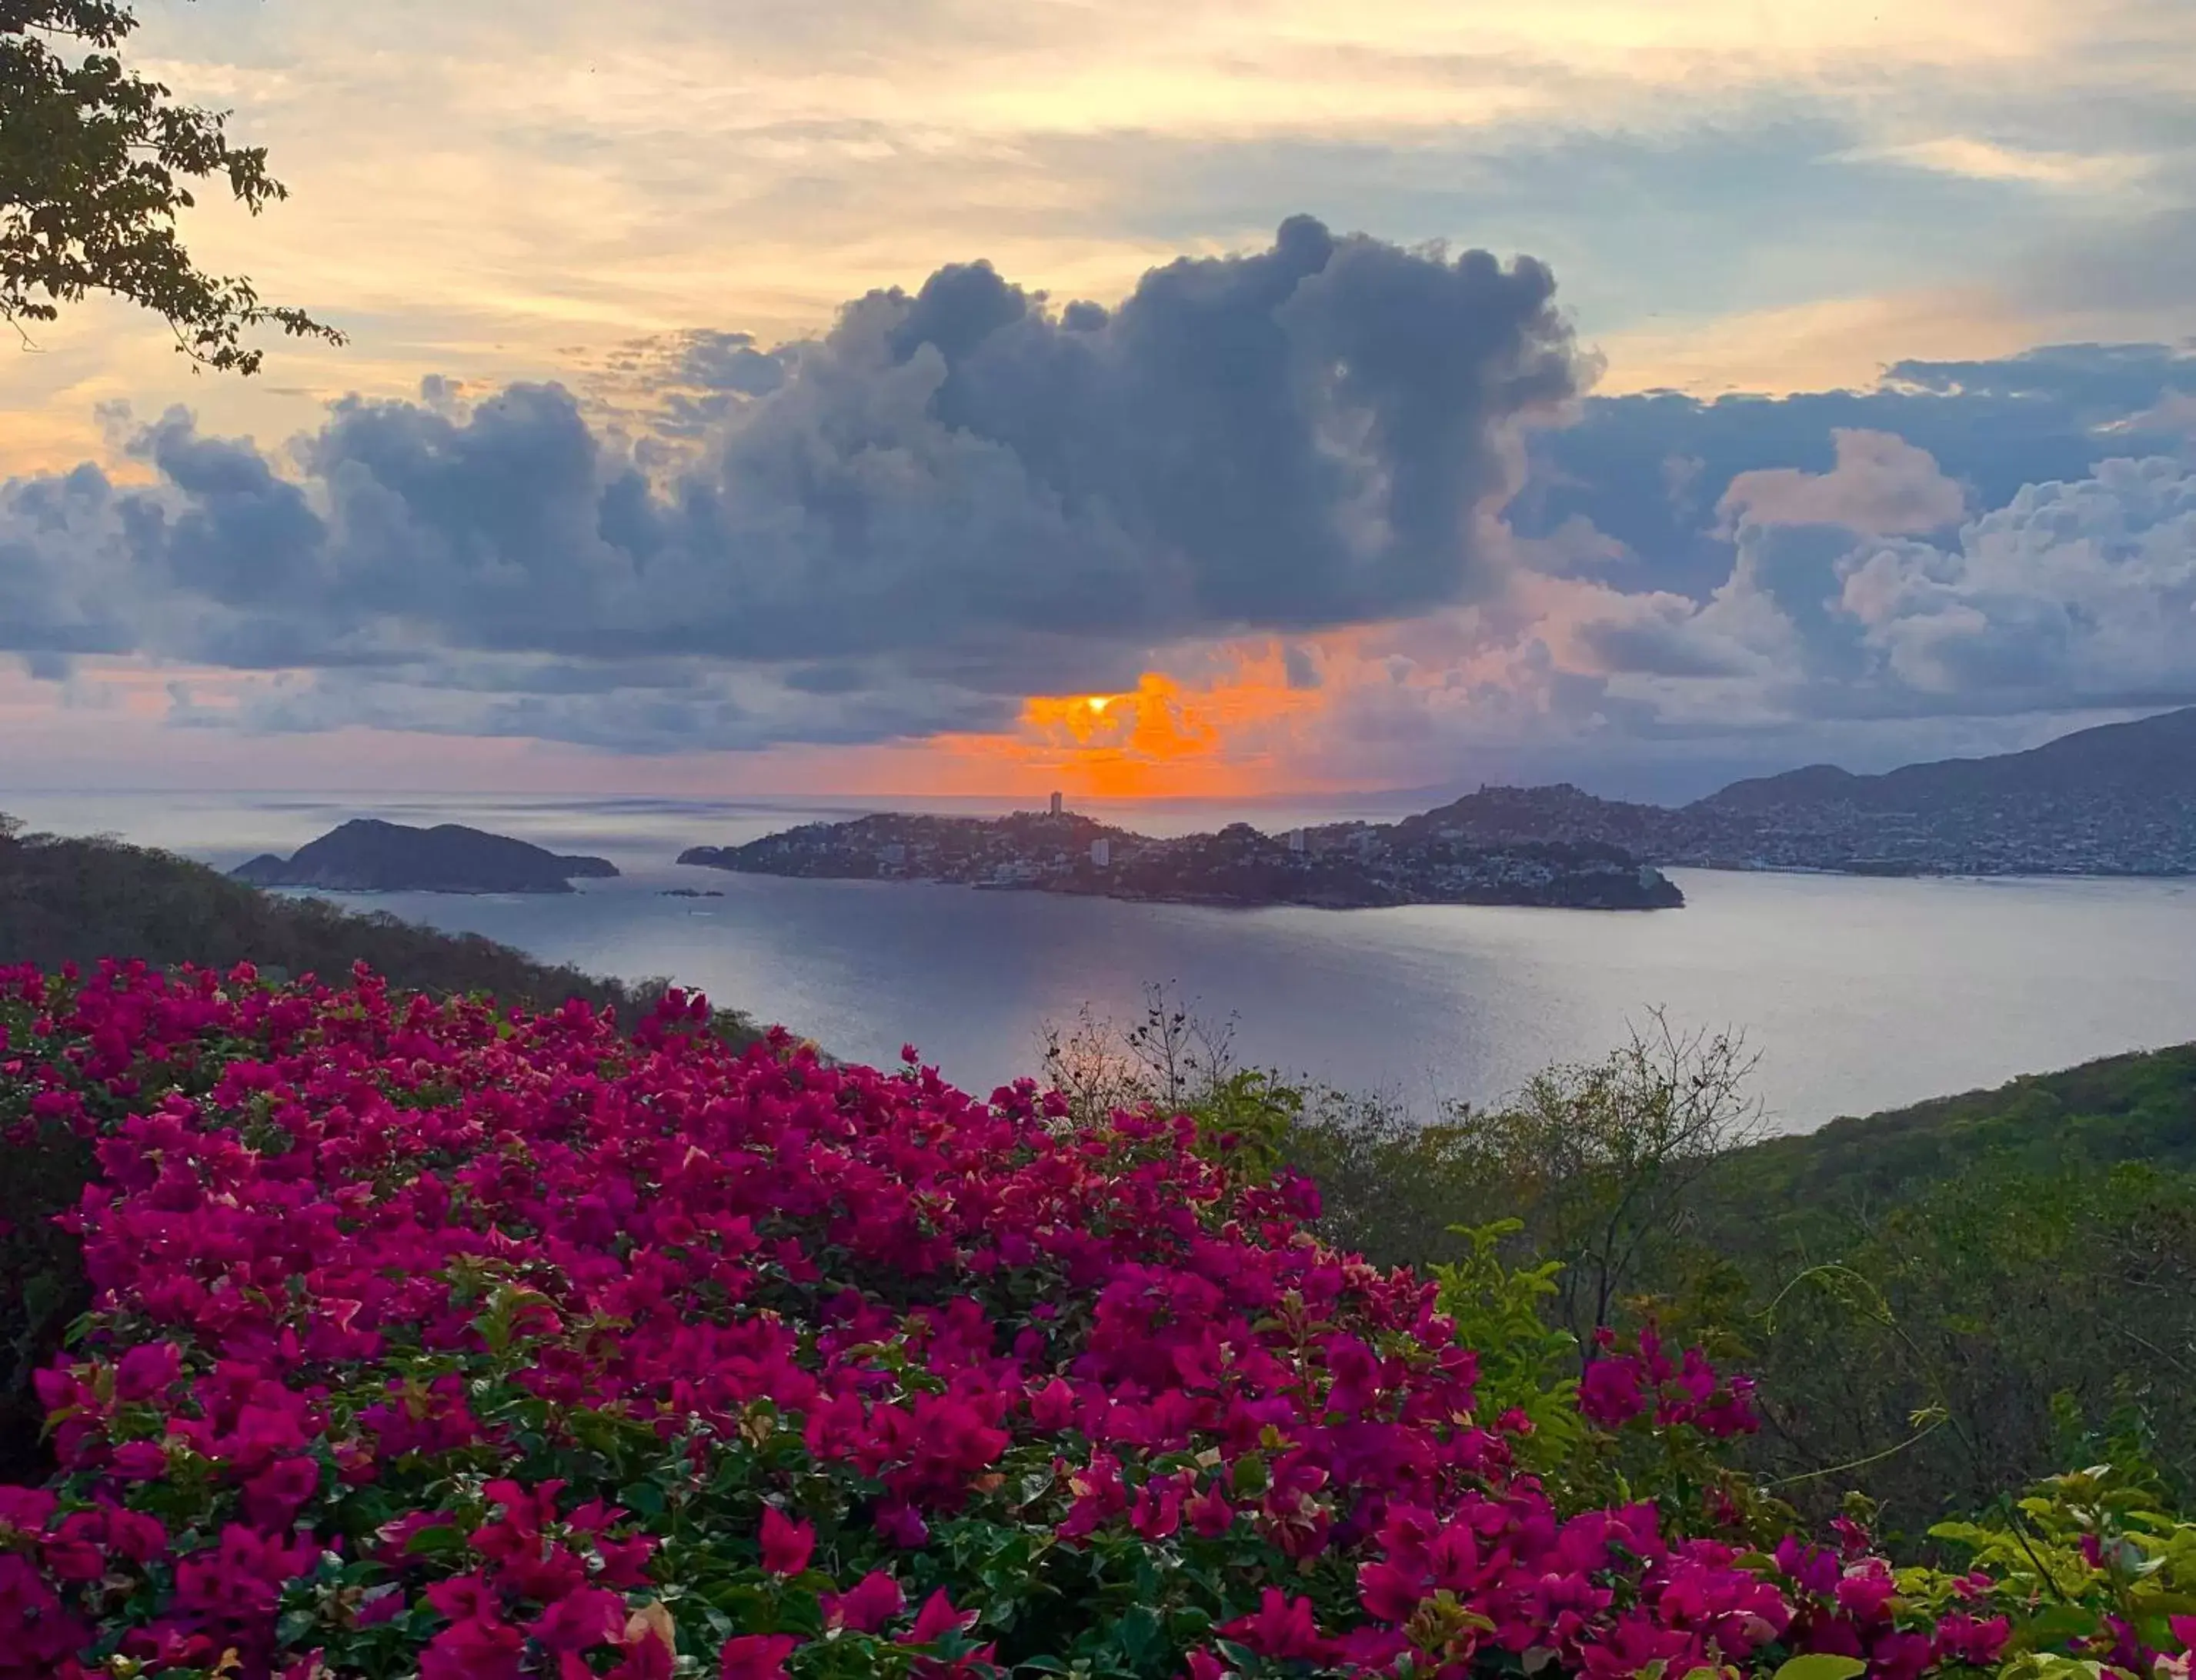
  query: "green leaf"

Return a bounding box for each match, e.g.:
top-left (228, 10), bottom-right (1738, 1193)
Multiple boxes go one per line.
top-left (402, 1523), bottom-right (467, 1558)
top-left (1772, 1657), bottom-right (1868, 1680)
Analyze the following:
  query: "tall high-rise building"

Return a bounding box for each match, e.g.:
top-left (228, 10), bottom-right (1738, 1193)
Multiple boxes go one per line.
top-left (1287, 828), bottom-right (1307, 854)
top-left (1090, 837), bottom-right (1111, 868)
top-left (1049, 791), bottom-right (1063, 817)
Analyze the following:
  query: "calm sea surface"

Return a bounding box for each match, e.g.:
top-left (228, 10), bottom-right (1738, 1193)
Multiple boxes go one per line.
top-left (8, 789), bottom-right (2196, 1133)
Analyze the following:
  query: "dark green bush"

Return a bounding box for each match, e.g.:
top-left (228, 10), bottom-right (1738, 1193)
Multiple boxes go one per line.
top-left (0, 1119), bottom-right (92, 1484)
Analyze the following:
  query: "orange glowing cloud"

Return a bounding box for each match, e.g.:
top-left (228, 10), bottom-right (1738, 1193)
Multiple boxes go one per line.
top-left (923, 654), bottom-right (1344, 799)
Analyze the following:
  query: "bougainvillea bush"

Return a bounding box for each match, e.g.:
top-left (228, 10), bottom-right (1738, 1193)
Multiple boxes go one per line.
top-left (0, 961), bottom-right (2183, 1680)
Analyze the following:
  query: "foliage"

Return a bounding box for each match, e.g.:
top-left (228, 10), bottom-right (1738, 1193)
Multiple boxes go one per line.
top-left (0, 1110), bottom-right (89, 1483)
top-left (1038, 985), bottom-right (1305, 1180)
top-left (0, 818), bottom-right (761, 1491)
top-left (1040, 992), bottom-right (2196, 1548)
top-left (1, 0), bottom-right (339, 369)
top-left (1038, 985), bottom-right (1244, 1125)
top-left (1423, 1220), bottom-right (1583, 1476)
top-left (1910, 1463), bottom-right (2196, 1680)
top-left (0, 959), bottom-right (2058, 1680)
top-left (1697, 1048), bottom-right (2196, 1248)
top-left (1277, 1094), bottom-right (1487, 1273)
top-left (1429, 1018), bottom-right (1767, 1351)
top-left (1038, 986), bottom-right (1484, 1269)
top-left (1709, 1164), bottom-right (2196, 1539)
top-left (0, 818), bottom-right (720, 1028)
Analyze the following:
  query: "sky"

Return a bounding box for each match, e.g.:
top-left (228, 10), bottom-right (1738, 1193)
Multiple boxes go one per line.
top-left (3, 0), bottom-right (2194, 803)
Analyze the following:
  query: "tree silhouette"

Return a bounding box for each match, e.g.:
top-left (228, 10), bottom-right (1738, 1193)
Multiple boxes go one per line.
top-left (2, 0), bottom-right (340, 372)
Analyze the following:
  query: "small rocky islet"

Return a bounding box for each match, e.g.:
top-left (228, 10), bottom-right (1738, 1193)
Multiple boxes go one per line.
top-left (231, 818), bottom-right (619, 895)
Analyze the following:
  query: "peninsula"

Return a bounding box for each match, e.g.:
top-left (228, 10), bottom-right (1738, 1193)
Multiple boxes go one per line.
top-left (678, 808), bottom-right (1683, 910)
top-left (232, 818), bottom-right (620, 895)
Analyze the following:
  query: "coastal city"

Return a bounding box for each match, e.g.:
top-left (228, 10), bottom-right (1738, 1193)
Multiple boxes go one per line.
top-left (676, 792), bottom-right (1687, 910)
top-left (1406, 778), bottom-right (2196, 876)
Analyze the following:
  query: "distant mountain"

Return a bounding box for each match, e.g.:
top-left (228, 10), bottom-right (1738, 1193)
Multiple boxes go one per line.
top-left (1704, 706), bottom-right (2196, 813)
top-left (1414, 707), bottom-right (2196, 875)
top-left (232, 819), bottom-right (620, 894)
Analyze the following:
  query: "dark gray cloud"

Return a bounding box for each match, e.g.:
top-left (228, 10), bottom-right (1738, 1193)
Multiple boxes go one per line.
top-left (1574, 614), bottom-right (1759, 681)
top-left (9, 247), bottom-right (2196, 769)
top-left (2, 216), bottom-right (1581, 751)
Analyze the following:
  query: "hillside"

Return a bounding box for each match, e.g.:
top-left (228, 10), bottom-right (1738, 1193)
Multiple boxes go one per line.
top-left (1677, 1038), bottom-right (2196, 1526)
top-left (232, 817), bottom-right (619, 893)
top-left (1420, 705), bottom-right (2196, 874)
top-left (0, 815), bottom-right (674, 1019)
top-left (1706, 1038), bottom-right (2196, 1222)
top-left (1709, 706), bottom-right (2196, 814)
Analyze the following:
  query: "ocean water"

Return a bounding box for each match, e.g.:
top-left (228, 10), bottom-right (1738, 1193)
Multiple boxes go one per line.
top-left (8, 789), bottom-right (2196, 1132)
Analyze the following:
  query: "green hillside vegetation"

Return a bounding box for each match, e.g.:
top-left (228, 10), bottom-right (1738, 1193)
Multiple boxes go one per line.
top-left (0, 815), bottom-right (692, 1017)
top-left (1704, 1042), bottom-right (2196, 1221)
top-left (1683, 1048), bottom-right (2196, 1535)
top-left (1048, 994), bottom-right (2196, 1548)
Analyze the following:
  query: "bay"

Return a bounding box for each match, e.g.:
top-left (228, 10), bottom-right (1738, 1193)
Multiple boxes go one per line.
top-left (7, 788), bottom-right (2195, 1132)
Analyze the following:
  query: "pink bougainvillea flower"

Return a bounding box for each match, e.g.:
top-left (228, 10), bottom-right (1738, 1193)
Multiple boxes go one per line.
top-left (903, 1588), bottom-right (979, 1647)
top-left (759, 1505), bottom-right (815, 1577)
top-left (0, 963), bottom-right (2031, 1680)
top-left (719, 1632), bottom-right (800, 1680)
top-left (529, 1585), bottom-right (629, 1653)
top-left (1221, 1589), bottom-right (1330, 1662)
top-left (823, 1568), bottom-right (906, 1633)
top-left (419, 1615), bottom-right (526, 1680)
top-left (113, 1342), bottom-right (182, 1403)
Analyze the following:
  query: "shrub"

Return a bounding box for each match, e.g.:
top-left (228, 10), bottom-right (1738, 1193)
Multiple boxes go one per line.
top-left (0, 959), bottom-right (2182, 1680)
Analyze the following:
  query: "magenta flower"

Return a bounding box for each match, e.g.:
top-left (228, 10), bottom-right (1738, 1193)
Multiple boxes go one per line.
top-left (529, 1585), bottom-right (629, 1652)
top-left (823, 1568), bottom-right (905, 1633)
top-left (719, 1632), bottom-right (800, 1680)
top-left (0, 962), bottom-right (2033, 1680)
top-left (759, 1506), bottom-right (815, 1577)
top-left (113, 1342), bottom-right (182, 1403)
top-left (903, 1587), bottom-right (979, 1647)
top-left (1221, 1588), bottom-right (1330, 1662)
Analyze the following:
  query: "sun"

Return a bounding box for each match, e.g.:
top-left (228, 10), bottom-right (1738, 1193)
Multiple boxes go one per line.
top-left (1083, 695), bottom-right (1112, 715)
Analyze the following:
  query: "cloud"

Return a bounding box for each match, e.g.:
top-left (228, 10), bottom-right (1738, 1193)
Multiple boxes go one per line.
top-left (1185, 428), bottom-right (2196, 794)
top-left (0, 218), bottom-right (1583, 752)
top-left (1282, 643), bottom-right (1323, 689)
top-left (1842, 136), bottom-right (2150, 188)
top-left (2018, 208), bottom-right (2196, 313)
top-left (1719, 428), bottom-right (1967, 535)
top-left (1516, 341), bottom-right (2196, 598)
top-left (1833, 455), bottom-right (2196, 707)
top-left (14, 273), bottom-right (2196, 788)
top-left (1551, 451), bottom-right (2196, 724)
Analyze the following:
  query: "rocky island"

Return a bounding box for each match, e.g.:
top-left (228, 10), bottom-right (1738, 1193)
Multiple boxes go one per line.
top-left (677, 808), bottom-right (1683, 910)
top-left (232, 818), bottom-right (620, 894)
